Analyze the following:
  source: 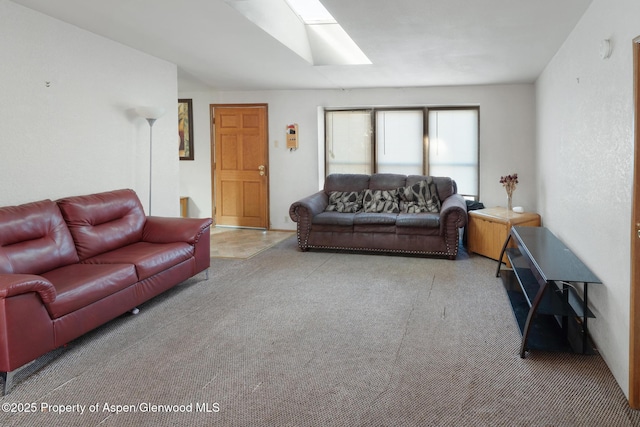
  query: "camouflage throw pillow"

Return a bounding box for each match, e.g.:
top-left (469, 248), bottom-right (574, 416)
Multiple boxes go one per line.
top-left (397, 178), bottom-right (440, 213)
top-left (362, 189), bottom-right (400, 213)
top-left (325, 191), bottom-right (363, 213)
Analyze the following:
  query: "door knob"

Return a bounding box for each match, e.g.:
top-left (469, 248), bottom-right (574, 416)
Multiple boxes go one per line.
top-left (258, 165), bottom-right (265, 176)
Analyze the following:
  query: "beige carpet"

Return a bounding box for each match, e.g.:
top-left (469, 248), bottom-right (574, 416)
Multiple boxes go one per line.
top-left (210, 227), bottom-right (294, 259)
top-left (2, 237), bottom-right (639, 426)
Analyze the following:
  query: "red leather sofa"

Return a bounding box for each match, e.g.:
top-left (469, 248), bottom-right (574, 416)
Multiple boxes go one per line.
top-left (289, 173), bottom-right (467, 259)
top-left (0, 189), bottom-right (212, 394)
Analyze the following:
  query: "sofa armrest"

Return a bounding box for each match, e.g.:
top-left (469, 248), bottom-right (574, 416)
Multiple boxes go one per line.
top-left (0, 274), bottom-right (56, 303)
top-left (289, 191), bottom-right (328, 251)
top-left (439, 194), bottom-right (468, 231)
top-left (289, 191), bottom-right (328, 223)
top-left (143, 217), bottom-right (213, 245)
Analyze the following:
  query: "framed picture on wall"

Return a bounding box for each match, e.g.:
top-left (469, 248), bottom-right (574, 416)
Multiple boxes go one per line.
top-left (178, 98), bottom-right (194, 160)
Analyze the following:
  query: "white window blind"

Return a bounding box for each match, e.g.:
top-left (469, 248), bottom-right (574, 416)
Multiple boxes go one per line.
top-left (325, 110), bottom-right (372, 175)
top-left (428, 109), bottom-right (478, 199)
top-left (324, 107), bottom-right (479, 200)
top-left (376, 110), bottom-right (423, 175)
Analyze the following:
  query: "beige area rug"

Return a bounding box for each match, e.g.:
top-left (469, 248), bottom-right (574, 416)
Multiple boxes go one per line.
top-left (2, 237), bottom-right (640, 426)
top-left (210, 227), bottom-right (294, 259)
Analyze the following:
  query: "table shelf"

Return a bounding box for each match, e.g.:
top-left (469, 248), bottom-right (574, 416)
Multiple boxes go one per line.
top-left (497, 227), bottom-right (601, 357)
top-left (501, 269), bottom-right (574, 353)
top-left (506, 248), bottom-right (595, 319)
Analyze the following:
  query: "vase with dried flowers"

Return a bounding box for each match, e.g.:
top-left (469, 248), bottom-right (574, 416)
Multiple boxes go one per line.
top-left (500, 173), bottom-right (518, 211)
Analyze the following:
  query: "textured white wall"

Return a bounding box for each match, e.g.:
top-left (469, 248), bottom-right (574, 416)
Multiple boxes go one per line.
top-left (177, 93), bottom-right (213, 219)
top-left (536, 0), bottom-right (640, 397)
top-left (0, 1), bottom-right (179, 216)
top-left (179, 85), bottom-right (536, 229)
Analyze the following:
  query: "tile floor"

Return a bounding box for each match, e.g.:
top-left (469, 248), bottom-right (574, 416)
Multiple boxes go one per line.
top-left (210, 227), bottom-right (294, 259)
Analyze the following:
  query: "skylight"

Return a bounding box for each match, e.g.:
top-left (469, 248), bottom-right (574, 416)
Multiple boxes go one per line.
top-left (224, 0), bottom-right (371, 66)
top-left (284, 0), bottom-right (336, 24)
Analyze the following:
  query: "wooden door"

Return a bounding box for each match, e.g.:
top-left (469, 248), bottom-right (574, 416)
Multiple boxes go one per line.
top-left (213, 105), bottom-right (268, 228)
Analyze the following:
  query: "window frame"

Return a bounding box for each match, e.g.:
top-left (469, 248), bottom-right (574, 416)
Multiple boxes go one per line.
top-left (324, 106), bottom-right (480, 200)
top-left (373, 107), bottom-right (428, 175)
top-left (324, 108), bottom-right (374, 175)
top-left (425, 106), bottom-right (480, 200)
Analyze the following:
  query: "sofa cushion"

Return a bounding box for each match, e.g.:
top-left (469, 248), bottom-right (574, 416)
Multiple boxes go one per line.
top-left (312, 212), bottom-right (355, 226)
top-left (325, 191), bottom-right (363, 213)
top-left (42, 263), bottom-right (138, 318)
top-left (369, 173), bottom-right (407, 190)
top-left (353, 212), bottom-right (397, 225)
top-left (362, 189), bottom-right (400, 213)
top-left (398, 178), bottom-right (441, 213)
top-left (353, 212), bottom-right (397, 234)
top-left (325, 174), bottom-right (371, 193)
top-left (57, 189), bottom-right (146, 260)
top-left (0, 200), bottom-right (79, 275)
top-left (83, 242), bottom-right (194, 281)
top-left (396, 213), bottom-right (440, 228)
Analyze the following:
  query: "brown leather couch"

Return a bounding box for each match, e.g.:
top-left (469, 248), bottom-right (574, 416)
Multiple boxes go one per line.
top-left (0, 189), bottom-right (212, 394)
top-left (289, 173), bottom-right (467, 259)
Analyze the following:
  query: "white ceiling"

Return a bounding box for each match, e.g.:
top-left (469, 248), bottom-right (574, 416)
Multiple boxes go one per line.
top-left (11, 0), bottom-right (592, 91)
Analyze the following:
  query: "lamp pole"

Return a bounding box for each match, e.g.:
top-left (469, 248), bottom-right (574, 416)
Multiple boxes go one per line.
top-left (135, 106), bottom-right (165, 216)
top-left (146, 117), bottom-right (157, 215)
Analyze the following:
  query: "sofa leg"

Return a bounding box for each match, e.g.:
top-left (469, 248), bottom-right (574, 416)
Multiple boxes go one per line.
top-left (130, 307), bottom-right (140, 315)
top-left (2, 370), bottom-right (15, 396)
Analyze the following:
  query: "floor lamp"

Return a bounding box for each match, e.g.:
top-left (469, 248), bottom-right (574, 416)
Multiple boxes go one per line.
top-left (135, 106), bottom-right (165, 216)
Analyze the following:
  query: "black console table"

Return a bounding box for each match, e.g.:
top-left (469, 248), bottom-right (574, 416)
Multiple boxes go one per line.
top-left (496, 226), bottom-right (602, 358)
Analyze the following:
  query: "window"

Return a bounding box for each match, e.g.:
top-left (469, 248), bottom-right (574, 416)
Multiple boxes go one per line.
top-left (325, 107), bottom-right (479, 199)
top-left (325, 110), bottom-right (373, 175)
top-left (376, 110), bottom-right (424, 175)
top-left (428, 108), bottom-right (479, 199)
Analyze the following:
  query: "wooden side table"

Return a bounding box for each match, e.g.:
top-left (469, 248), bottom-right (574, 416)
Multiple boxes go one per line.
top-left (467, 207), bottom-right (540, 266)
